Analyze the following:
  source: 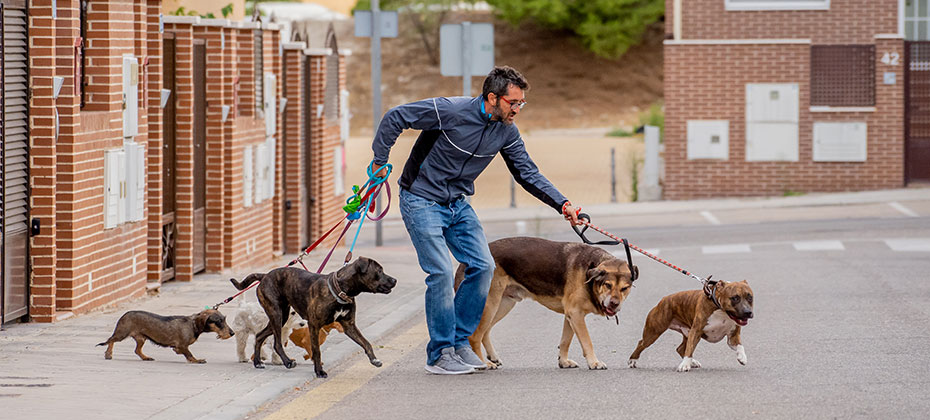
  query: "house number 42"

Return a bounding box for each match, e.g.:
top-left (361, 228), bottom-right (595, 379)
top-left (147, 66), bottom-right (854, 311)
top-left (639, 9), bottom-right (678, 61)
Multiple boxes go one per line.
top-left (881, 52), bottom-right (900, 66)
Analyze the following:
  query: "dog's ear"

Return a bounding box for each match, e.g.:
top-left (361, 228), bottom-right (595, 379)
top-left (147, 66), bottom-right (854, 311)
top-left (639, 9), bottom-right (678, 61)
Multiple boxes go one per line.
top-left (630, 265), bottom-right (639, 282)
top-left (195, 311), bottom-right (211, 332)
top-left (355, 257), bottom-right (370, 274)
top-left (586, 267), bottom-right (606, 284)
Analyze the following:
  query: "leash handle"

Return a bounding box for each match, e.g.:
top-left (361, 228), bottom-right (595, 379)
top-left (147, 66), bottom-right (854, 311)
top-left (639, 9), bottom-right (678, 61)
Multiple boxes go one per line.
top-left (571, 213), bottom-right (621, 246)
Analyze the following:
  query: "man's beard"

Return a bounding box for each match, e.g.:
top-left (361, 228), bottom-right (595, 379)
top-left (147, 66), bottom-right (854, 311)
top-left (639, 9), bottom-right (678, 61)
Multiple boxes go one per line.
top-left (494, 105), bottom-right (513, 125)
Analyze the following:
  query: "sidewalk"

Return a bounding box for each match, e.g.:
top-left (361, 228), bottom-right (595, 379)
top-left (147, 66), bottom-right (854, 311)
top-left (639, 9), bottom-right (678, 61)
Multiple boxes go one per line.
top-left (0, 245), bottom-right (426, 420)
top-left (1, 187), bottom-right (927, 420)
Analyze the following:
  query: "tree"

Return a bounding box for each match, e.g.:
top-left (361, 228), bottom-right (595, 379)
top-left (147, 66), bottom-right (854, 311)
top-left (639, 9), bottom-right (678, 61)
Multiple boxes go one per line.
top-left (485, 0), bottom-right (664, 59)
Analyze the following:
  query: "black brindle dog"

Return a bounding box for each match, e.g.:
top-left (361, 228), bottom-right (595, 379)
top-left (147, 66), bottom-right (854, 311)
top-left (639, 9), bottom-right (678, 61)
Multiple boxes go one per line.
top-left (229, 257), bottom-right (397, 377)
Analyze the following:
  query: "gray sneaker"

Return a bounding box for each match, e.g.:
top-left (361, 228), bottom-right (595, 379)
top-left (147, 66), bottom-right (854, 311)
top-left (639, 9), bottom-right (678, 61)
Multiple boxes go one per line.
top-left (455, 346), bottom-right (487, 370)
top-left (425, 347), bottom-right (475, 375)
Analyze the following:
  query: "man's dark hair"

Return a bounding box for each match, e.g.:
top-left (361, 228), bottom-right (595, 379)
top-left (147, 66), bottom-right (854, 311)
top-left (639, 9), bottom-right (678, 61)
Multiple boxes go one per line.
top-left (482, 66), bottom-right (529, 101)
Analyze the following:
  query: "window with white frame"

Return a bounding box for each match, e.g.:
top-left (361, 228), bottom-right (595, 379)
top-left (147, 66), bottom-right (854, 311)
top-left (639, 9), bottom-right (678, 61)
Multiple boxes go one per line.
top-left (906, 0), bottom-right (930, 40)
top-left (725, 0), bottom-right (829, 11)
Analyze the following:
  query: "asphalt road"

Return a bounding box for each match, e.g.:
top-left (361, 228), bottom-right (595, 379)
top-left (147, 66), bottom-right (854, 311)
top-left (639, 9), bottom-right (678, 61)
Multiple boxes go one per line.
top-left (254, 204), bottom-right (930, 419)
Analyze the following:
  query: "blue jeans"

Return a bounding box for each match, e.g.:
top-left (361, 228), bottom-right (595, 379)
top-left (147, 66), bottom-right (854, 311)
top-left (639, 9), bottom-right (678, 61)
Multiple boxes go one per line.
top-left (398, 189), bottom-right (494, 365)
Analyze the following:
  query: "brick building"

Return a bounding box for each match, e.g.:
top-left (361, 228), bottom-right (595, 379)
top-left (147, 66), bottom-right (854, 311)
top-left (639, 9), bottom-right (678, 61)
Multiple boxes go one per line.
top-left (664, 0), bottom-right (929, 199)
top-left (0, 0), bottom-right (347, 324)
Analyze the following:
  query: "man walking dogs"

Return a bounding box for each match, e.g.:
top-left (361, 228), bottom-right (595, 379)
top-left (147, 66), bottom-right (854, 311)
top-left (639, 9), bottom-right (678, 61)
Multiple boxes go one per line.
top-left (371, 66), bottom-right (580, 375)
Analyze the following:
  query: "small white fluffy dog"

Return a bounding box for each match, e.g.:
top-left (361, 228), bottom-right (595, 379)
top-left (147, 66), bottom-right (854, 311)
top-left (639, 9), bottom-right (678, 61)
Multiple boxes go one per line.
top-left (233, 300), bottom-right (305, 364)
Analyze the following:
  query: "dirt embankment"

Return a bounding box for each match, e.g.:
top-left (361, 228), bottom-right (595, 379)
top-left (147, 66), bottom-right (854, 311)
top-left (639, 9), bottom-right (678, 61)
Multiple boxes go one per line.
top-left (338, 12), bottom-right (664, 134)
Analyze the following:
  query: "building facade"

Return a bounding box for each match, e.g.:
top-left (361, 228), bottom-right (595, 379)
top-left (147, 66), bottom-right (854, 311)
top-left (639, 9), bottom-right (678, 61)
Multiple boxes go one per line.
top-left (664, 0), bottom-right (929, 199)
top-left (0, 0), bottom-right (347, 324)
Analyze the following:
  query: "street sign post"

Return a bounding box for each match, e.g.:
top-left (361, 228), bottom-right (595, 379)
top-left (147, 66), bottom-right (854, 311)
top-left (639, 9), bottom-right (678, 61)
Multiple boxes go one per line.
top-left (440, 22), bottom-right (493, 96)
top-left (353, 2), bottom-right (397, 247)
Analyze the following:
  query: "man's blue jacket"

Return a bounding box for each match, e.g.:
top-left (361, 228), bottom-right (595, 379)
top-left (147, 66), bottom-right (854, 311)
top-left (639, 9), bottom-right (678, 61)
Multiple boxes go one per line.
top-left (372, 96), bottom-right (567, 212)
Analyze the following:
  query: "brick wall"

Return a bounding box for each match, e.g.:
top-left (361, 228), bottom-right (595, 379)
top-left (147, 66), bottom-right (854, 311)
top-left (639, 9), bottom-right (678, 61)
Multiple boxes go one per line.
top-left (674, 0), bottom-right (897, 42)
top-left (51, 0), bottom-right (154, 314)
top-left (664, 41), bottom-right (904, 199)
top-left (281, 45), bottom-right (307, 255)
top-left (306, 52), bottom-right (344, 253)
top-left (29, 0), bottom-right (59, 322)
top-left (663, 0), bottom-right (906, 199)
top-left (22, 7), bottom-right (348, 321)
top-left (165, 21), bottom-right (196, 281)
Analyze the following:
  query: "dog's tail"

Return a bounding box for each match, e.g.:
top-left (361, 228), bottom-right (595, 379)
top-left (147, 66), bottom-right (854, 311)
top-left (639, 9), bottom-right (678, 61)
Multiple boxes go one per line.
top-left (229, 273), bottom-right (264, 290)
top-left (96, 341), bottom-right (108, 347)
top-left (453, 263), bottom-right (466, 292)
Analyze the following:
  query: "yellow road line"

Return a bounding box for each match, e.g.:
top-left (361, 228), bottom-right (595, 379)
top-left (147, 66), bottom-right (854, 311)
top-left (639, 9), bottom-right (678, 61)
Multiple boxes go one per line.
top-left (262, 322), bottom-right (428, 420)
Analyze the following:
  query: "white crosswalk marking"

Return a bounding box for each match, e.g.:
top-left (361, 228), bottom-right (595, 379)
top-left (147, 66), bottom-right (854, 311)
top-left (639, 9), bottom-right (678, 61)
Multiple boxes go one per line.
top-left (700, 211), bottom-right (721, 225)
top-left (702, 244), bottom-right (751, 254)
top-left (793, 240), bottom-right (845, 251)
top-left (888, 202), bottom-right (919, 217)
top-left (884, 239), bottom-right (930, 252)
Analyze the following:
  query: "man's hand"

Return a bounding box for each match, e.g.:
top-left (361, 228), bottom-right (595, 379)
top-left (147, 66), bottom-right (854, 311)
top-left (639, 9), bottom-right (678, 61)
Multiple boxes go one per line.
top-left (562, 202), bottom-right (582, 226)
top-left (371, 162), bottom-right (388, 178)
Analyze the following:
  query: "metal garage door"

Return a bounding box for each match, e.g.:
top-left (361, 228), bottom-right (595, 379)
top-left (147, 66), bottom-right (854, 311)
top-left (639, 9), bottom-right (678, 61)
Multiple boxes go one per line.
top-left (1, 0), bottom-right (29, 324)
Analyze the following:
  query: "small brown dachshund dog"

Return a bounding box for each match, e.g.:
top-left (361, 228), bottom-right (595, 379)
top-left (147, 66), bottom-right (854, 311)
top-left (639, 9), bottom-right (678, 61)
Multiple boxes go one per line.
top-left (97, 309), bottom-right (235, 363)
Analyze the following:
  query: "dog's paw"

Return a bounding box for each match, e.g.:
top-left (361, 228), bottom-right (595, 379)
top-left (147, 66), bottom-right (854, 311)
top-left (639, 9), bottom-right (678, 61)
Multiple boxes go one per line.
top-left (676, 357), bottom-right (693, 372)
top-left (628, 359), bottom-right (638, 368)
top-left (488, 358), bottom-right (502, 367)
top-left (315, 369), bottom-right (328, 378)
top-left (238, 358), bottom-right (249, 363)
top-left (370, 359), bottom-right (382, 368)
top-left (142, 357), bottom-right (155, 361)
top-left (303, 354), bottom-right (311, 361)
top-left (690, 359), bottom-right (702, 369)
top-left (191, 359), bottom-right (206, 364)
top-left (284, 359), bottom-right (297, 369)
top-left (104, 353), bottom-right (113, 360)
top-left (587, 359), bottom-right (607, 370)
top-left (485, 360), bottom-right (499, 370)
top-left (254, 361), bottom-right (266, 369)
top-left (558, 358), bottom-right (579, 369)
top-left (736, 345), bottom-right (747, 365)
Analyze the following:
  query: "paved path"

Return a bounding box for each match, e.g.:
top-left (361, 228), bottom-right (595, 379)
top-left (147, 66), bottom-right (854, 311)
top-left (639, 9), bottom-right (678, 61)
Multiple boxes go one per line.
top-left (1, 187), bottom-right (927, 419)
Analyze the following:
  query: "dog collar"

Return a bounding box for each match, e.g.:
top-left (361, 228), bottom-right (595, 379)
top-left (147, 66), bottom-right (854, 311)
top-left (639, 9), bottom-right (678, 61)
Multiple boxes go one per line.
top-left (327, 273), bottom-right (353, 305)
top-left (703, 279), bottom-right (722, 310)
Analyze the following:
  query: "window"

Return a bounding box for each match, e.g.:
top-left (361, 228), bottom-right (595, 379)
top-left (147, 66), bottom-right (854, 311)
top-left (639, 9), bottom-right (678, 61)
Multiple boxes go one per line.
top-left (725, 0), bottom-right (829, 11)
top-left (810, 45), bottom-right (875, 107)
top-left (906, 0), bottom-right (930, 40)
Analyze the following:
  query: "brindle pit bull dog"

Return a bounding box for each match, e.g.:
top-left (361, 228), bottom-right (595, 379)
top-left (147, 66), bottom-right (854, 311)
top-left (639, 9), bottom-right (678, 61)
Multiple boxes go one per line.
top-left (456, 237), bottom-right (638, 370)
top-left (97, 309), bottom-right (234, 363)
top-left (229, 257), bottom-right (397, 378)
top-left (628, 280), bottom-right (754, 372)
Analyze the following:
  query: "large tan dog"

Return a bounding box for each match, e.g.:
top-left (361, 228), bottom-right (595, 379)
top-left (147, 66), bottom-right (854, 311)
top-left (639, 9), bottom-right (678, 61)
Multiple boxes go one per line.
top-left (455, 237), bottom-right (638, 370)
top-left (628, 280), bottom-right (754, 372)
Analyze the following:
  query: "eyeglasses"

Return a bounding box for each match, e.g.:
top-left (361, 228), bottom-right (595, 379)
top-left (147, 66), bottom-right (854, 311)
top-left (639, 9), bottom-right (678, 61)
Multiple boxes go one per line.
top-left (499, 96), bottom-right (527, 110)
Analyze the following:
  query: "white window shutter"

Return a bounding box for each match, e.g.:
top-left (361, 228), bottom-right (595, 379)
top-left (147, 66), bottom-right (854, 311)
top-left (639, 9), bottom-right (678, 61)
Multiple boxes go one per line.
top-left (264, 73), bottom-right (276, 136)
top-left (243, 146), bottom-right (254, 207)
top-left (333, 146), bottom-right (345, 196)
top-left (745, 83), bottom-right (800, 162)
top-left (266, 136), bottom-right (276, 201)
top-left (117, 149), bottom-right (128, 224)
top-left (122, 55), bottom-right (139, 138)
top-left (104, 150), bottom-right (120, 228)
top-left (340, 89), bottom-right (350, 142)
top-left (256, 143), bottom-right (267, 202)
top-left (134, 144), bottom-right (146, 220)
